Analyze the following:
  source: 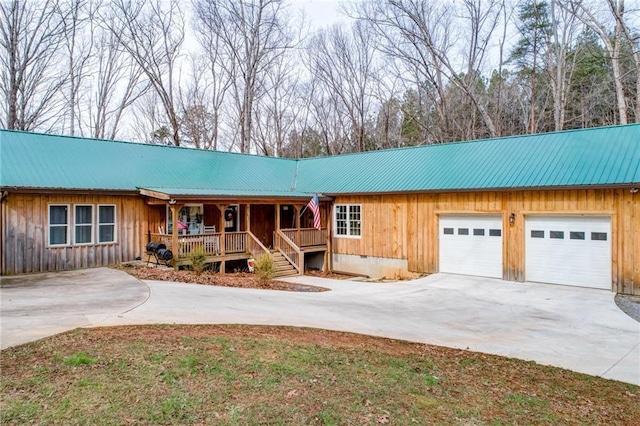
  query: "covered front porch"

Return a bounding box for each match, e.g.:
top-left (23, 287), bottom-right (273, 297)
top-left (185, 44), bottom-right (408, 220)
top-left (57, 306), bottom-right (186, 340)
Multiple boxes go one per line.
top-left (141, 189), bottom-right (330, 275)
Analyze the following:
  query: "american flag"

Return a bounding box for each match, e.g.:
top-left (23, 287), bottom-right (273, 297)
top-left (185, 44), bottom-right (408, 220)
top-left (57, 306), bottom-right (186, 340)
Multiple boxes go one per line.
top-left (307, 194), bottom-right (321, 230)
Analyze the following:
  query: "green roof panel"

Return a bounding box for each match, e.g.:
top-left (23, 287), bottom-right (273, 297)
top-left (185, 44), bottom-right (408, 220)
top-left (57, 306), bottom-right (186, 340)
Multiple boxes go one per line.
top-left (296, 124), bottom-right (640, 193)
top-left (0, 131), bottom-right (298, 194)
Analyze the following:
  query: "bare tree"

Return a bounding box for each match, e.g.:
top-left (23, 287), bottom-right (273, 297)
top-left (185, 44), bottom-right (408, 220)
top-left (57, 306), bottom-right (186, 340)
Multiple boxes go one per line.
top-left (0, 0), bottom-right (68, 130)
top-left (90, 7), bottom-right (149, 140)
top-left (605, 0), bottom-right (640, 122)
top-left (192, 0), bottom-right (295, 154)
top-left (565, 0), bottom-right (637, 124)
top-left (353, 0), bottom-right (503, 140)
top-left (59, 0), bottom-right (94, 136)
top-left (307, 22), bottom-right (377, 152)
top-left (106, 0), bottom-right (184, 145)
top-left (254, 53), bottom-right (301, 156)
top-left (547, 0), bottom-right (580, 130)
top-left (191, 3), bottom-right (235, 151)
top-left (179, 55), bottom-right (219, 150)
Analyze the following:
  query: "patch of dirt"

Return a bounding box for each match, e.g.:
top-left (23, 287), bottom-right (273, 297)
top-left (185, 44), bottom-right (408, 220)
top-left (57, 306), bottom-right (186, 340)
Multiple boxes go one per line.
top-left (116, 263), bottom-right (329, 292)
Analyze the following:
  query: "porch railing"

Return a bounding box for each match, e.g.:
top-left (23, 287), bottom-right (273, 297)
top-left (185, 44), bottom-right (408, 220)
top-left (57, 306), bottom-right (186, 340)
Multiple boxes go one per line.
top-left (247, 231), bottom-right (270, 258)
top-left (150, 232), bottom-right (247, 258)
top-left (274, 230), bottom-right (302, 274)
top-left (225, 232), bottom-right (246, 254)
top-left (281, 228), bottom-right (327, 247)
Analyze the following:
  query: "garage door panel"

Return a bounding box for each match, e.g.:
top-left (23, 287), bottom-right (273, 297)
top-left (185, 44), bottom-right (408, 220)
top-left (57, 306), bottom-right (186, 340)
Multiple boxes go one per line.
top-left (439, 216), bottom-right (502, 279)
top-left (525, 216), bottom-right (611, 289)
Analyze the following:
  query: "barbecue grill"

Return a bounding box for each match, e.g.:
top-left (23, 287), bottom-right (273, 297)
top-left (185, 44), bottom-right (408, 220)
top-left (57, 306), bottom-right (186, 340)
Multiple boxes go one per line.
top-left (146, 242), bottom-right (173, 267)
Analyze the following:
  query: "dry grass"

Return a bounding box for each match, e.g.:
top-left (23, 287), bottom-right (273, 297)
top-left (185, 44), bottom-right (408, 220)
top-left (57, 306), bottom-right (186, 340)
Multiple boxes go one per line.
top-left (2, 325), bottom-right (638, 425)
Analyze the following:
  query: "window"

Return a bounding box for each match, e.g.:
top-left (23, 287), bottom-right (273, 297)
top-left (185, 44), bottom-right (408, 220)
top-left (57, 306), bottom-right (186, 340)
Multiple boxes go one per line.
top-left (49, 205), bottom-right (69, 246)
top-left (591, 232), bottom-right (607, 241)
top-left (49, 203), bottom-right (117, 247)
top-left (489, 229), bottom-right (501, 237)
top-left (443, 227), bottom-right (454, 235)
top-left (550, 231), bottom-right (564, 239)
top-left (98, 205), bottom-right (116, 243)
top-left (167, 204), bottom-right (204, 235)
top-left (458, 228), bottom-right (469, 235)
top-left (570, 231), bottom-right (585, 240)
top-left (74, 205), bottom-right (93, 244)
top-left (334, 204), bottom-right (361, 237)
top-left (531, 230), bottom-right (545, 238)
top-left (473, 228), bottom-right (485, 236)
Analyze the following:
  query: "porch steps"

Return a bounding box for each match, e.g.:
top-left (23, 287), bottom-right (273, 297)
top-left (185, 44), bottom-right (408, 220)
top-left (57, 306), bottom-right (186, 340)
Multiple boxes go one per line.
top-left (271, 250), bottom-right (299, 278)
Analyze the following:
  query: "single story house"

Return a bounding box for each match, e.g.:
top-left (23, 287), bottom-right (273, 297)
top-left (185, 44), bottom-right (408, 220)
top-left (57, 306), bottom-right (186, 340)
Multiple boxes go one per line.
top-left (1, 124), bottom-right (639, 295)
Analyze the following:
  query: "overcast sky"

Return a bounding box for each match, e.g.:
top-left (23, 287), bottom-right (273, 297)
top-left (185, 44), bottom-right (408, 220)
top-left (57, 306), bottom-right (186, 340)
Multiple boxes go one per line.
top-left (292, 0), bottom-right (350, 29)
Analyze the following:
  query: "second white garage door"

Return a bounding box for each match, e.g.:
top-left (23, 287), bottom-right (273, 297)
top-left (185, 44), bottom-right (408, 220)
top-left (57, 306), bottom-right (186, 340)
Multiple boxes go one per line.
top-left (525, 216), bottom-right (611, 289)
top-left (439, 215), bottom-right (503, 279)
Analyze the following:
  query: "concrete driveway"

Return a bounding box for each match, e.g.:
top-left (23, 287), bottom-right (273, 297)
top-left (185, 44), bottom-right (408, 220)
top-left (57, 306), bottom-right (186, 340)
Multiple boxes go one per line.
top-left (1, 269), bottom-right (638, 385)
top-left (1, 268), bottom-right (148, 348)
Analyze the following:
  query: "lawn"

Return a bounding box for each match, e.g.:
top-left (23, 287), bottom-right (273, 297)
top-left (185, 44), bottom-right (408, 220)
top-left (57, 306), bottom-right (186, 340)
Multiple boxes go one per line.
top-left (1, 325), bottom-right (638, 425)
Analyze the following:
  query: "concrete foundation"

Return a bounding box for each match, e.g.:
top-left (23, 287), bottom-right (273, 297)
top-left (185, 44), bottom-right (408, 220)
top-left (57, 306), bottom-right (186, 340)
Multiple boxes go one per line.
top-left (332, 253), bottom-right (409, 279)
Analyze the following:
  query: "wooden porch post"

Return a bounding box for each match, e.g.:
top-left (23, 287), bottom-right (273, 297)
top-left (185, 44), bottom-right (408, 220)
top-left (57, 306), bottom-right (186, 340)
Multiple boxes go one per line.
top-left (217, 204), bottom-right (229, 273)
top-left (294, 204), bottom-right (303, 246)
top-left (245, 204), bottom-right (251, 232)
top-left (170, 203), bottom-right (181, 270)
top-left (325, 202), bottom-right (332, 273)
top-left (275, 204), bottom-right (280, 231)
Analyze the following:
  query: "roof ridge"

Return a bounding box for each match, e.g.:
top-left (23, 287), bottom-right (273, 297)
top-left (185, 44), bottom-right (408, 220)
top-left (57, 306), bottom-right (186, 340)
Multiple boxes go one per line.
top-left (0, 129), bottom-right (298, 162)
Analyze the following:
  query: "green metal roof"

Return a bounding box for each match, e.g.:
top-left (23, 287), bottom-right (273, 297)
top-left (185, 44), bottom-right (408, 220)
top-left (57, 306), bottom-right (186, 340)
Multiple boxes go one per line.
top-left (297, 124), bottom-right (640, 194)
top-left (1, 124), bottom-right (639, 197)
top-left (0, 131), bottom-right (300, 196)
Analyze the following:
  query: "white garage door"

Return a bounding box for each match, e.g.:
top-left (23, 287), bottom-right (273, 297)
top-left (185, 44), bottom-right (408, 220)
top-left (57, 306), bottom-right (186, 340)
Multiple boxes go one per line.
top-left (439, 215), bottom-right (503, 279)
top-left (525, 216), bottom-right (611, 289)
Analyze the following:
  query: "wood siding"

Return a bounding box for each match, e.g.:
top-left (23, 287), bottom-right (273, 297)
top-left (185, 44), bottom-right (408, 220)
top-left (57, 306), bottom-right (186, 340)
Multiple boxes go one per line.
top-left (1, 193), bottom-right (150, 274)
top-left (332, 189), bottom-right (639, 295)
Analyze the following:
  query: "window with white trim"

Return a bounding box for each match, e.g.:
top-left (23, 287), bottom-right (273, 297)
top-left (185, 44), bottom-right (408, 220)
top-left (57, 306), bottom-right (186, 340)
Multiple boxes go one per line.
top-left (74, 205), bottom-right (93, 244)
top-left (98, 205), bottom-right (116, 243)
top-left (334, 204), bottom-right (361, 237)
top-left (49, 205), bottom-right (70, 246)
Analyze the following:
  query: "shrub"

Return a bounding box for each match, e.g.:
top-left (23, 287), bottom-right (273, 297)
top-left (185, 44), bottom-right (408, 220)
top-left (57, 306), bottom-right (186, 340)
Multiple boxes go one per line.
top-left (188, 247), bottom-right (207, 274)
top-left (254, 253), bottom-right (274, 282)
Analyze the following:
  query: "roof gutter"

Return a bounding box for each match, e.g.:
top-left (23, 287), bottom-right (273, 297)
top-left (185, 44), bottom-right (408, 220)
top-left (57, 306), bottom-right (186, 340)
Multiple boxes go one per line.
top-left (321, 183), bottom-right (640, 197)
top-left (0, 186), bottom-right (140, 196)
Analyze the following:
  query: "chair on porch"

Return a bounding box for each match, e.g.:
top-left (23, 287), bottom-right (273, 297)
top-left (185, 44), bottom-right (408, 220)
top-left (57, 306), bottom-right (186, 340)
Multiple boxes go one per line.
top-left (203, 225), bottom-right (219, 254)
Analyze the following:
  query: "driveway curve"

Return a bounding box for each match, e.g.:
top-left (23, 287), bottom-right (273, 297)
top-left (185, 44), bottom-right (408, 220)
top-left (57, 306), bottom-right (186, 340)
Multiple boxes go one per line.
top-left (1, 268), bottom-right (149, 349)
top-left (1, 268), bottom-right (638, 386)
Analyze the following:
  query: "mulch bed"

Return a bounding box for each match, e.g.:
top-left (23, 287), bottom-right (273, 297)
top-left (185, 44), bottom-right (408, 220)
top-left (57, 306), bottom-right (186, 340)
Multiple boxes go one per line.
top-left (116, 263), bottom-right (330, 292)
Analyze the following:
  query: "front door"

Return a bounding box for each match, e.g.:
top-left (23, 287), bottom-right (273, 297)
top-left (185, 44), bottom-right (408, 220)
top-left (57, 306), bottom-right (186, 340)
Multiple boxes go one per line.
top-left (250, 204), bottom-right (275, 248)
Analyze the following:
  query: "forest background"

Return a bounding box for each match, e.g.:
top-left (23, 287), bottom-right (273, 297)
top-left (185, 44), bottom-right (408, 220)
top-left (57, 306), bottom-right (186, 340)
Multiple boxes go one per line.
top-left (1, 0), bottom-right (639, 157)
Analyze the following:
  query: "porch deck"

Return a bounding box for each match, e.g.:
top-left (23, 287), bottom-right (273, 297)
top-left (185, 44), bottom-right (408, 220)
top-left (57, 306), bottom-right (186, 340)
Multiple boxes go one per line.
top-left (150, 228), bottom-right (327, 271)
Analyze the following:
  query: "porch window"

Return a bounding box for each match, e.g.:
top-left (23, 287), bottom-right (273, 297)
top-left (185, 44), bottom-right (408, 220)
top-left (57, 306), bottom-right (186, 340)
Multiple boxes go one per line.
top-left (167, 204), bottom-right (204, 235)
top-left (98, 205), bottom-right (116, 243)
top-left (335, 204), bottom-right (361, 238)
top-left (74, 205), bottom-right (93, 244)
top-left (49, 205), bottom-right (69, 246)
